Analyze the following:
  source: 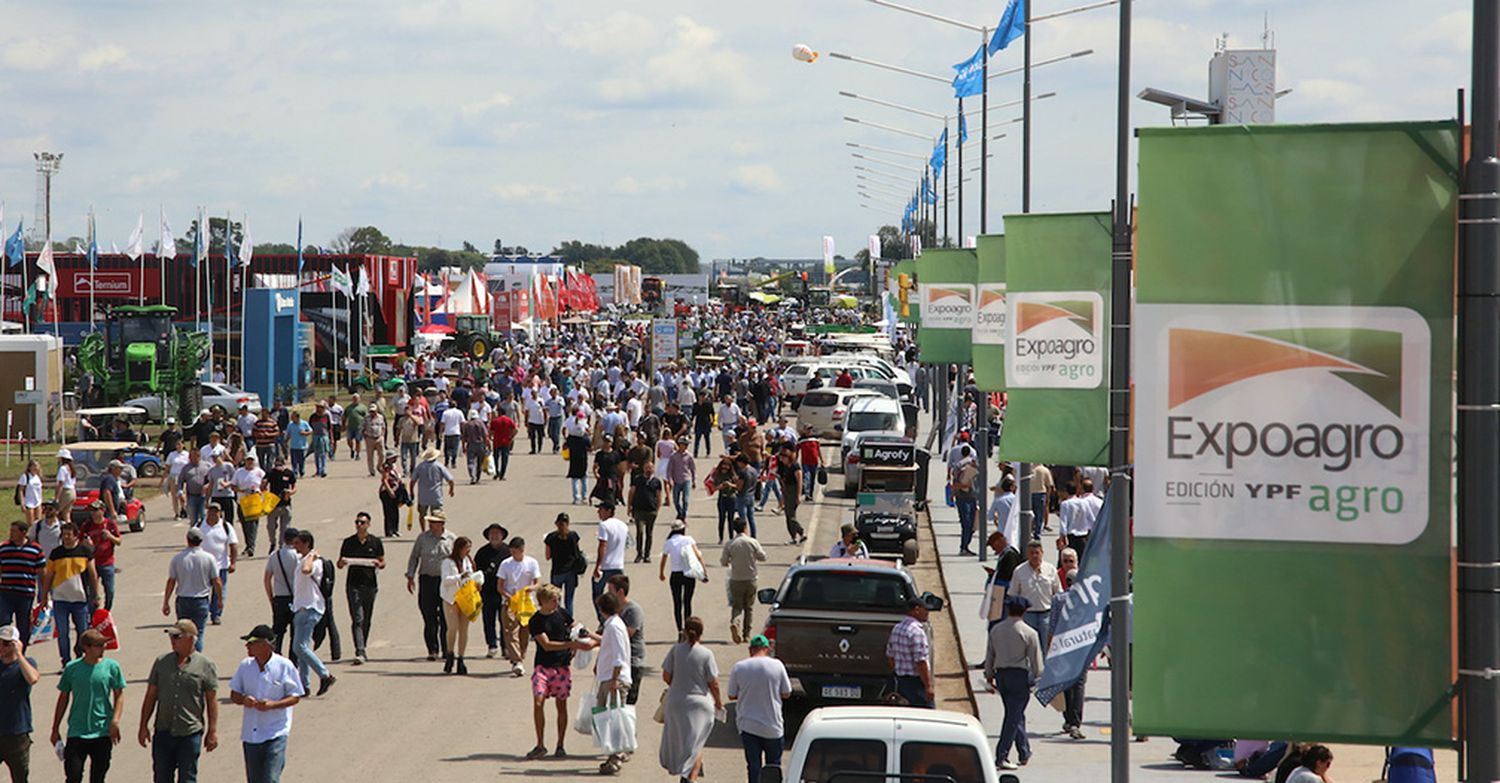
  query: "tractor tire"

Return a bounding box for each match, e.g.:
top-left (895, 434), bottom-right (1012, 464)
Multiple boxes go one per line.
top-left (179, 382), bottom-right (204, 424)
top-left (469, 337), bottom-right (489, 360)
top-left (901, 539), bottom-right (919, 566)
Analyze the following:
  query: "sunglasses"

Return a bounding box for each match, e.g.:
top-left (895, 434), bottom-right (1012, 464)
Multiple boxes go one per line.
top-left (356, 518), bottom-right (371, 524)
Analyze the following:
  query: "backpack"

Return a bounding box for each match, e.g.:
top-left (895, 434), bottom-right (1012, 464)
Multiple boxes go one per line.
top-left (1384, 747), bottom-right (1436, 783)
top-left (318, 557), bottom-right (336, 597)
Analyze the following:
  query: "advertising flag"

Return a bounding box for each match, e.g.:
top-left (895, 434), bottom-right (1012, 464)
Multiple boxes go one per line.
top-left (952, 45), bottom-right (984, 99)
top-left (996, 212), bottom-right (1111, 466)
top-left (931, 128), bottom-right (947, 177)
top-left (5, 220), bottom-right (23, 267)
top-left (1131, 121), bottom-right (1457, 745)
top-left (356, 263), bottom-right (371, 296)
top-left (1035, 489), bottom-right (1112, 706)
top-left (914, 248), bottom-right (975, 364)
top-left (238, 220), bottom-right (253, 268)
top-left (989, 0), bottom-right (1026, 55)
top-left (822, 236), bottom-right (836, 278)
top-left (125, 213), bottom-right (144, 261)
top-left (972, 234), bottom-right (1007, 391)
top-left (958, 112), bottom-right (968, 146)
top-left (35, 240), bottom-right (54, 278)
top-left (191, 208), bottom-right (205, 267)
top-left (87, 211), bottom-right (98, 270)
top-left (868, 234), bottom-right (881, 261)
top-left (160, 210), bottom-right (177, 261)
top-left (330, 264), bottom-right (353, 297)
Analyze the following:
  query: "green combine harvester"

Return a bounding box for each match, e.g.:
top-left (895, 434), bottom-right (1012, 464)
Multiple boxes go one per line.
top-left (77, 305), bottom-right (213, 423)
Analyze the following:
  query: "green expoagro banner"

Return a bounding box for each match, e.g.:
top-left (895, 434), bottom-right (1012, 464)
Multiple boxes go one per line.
top-left (1133, 121), bottom-right (1457, 745)
top-left (972, 234), bottom-right (1007, 392)
top-left (915, 248), bottom-right (976, 365)
top-left (996, 212), bottom-right (1111, 466)
top-left (892, 259), bottom-right (921, 326)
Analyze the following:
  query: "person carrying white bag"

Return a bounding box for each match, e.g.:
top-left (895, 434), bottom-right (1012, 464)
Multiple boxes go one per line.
top-left (592, 590), bottom-right (636, 776)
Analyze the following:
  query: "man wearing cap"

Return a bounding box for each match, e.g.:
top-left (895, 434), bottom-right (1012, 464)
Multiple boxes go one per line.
top-left (406, 513), bottom-right (455, 661)
top-left (985, 595), bottom-right (1043, 770)
top-left (98, 459), bottom-right (127, 533)
top-left (720, 517), bottom-right (767, 645)
top-left (81, 499), bottom-right (122, 611)
top-left (460, 409), bottom-right (488, 485)
top-left (139, 619), bottom-right (219, 782)
top-left (163, 526), bottom-right (221, 653)
top-left (886, 597), bottom-right (934, 708)
top-left (51, 628), bottom-right (126, 783)
top-left (228, 624), bottom-right (303, 783)
top-left (0, 520), bottom-right (46, 646)
top-left (39, 522), bottom-right (101, 667)
top-left (30, 501), bottom-right (62, 562)
top-left (728, 634), bottom-right (792, 783)
top-left (262, 527), bottom-right (301, 659)
top-left (829, 522), bottom-right (870, 560)
top-left (408, 448), bottom-right (455, 532)
top-left (474, 524), bottom-right (510, 659)
top-left (589, 500), bottom-right (629, 623)
top-left (0, 623), bottom-right (39, 781)
top-left (337, 513), bottom-right (384, 665)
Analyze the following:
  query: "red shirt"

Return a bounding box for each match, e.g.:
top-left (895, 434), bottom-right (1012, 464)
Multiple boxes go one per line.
top-left (490, 415), bottom-right (518, 448)
top-left (82, 517), bottom-right (121, 566)
top-left (798, 438), bottom-right (821, 466)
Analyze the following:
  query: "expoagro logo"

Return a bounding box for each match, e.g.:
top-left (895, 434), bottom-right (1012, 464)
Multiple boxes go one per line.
top-left (921, 283), bottom-right (974, 329)
top-left (972, 283), bottom-right (1007, 345)
top-left (1005, 291), bottom-right (1104, 388)
top-left (1135, 304), bottom-right (1431, 545)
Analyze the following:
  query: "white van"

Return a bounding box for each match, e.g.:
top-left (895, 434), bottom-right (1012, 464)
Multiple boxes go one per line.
top-left (762, 706), bottom-right (1008, 783)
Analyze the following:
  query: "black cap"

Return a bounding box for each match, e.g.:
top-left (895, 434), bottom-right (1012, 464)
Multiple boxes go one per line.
top-left (240, 624), bottom-right (275, 642)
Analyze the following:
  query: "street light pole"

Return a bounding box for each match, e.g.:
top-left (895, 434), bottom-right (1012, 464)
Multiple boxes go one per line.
top-left (957, 98), bottom-right (965, 243)
top-left (944, 115), bottom-right (950, 246)
top-left (1108, 0), bottom-right (1134, 779)
top-left (981, 29), bottom-right (990, 233)
top-left (1460, 0), bottom-right (1500, 778)
top-left (1022, 0), bottom-right (1033, 213)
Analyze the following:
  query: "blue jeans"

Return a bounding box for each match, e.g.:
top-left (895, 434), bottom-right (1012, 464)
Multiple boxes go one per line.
top-left (186, 494), bottom-right (207, 528)
top-left (995, 668), bottom-right (1032, 763)
top-left (801, 464), bottom-right (817, 499)
top-left (400, 442), bottom-right (419, 473)
top-left (894, 674), bottom-right (932, 708)
top-left (671, 481), bottom-right (690, 519)
top-left (176, 595), bottom-right (210, 652)
top-left (741, 732), bottom-right (784, 783)
top-left (243, 734), bottom-right (288, 783)
top-left (1023, 611), bottom-right (1051, 649)
top-left (290, 448), bottom-right (307, 477)
top-left (736, 495), bottom-right (758, 539)
top-left (547, 416), bottom-right (561, 451)
top-left (591, 569), bottom-right (622, 624)
top-left (693, 429), bottom-right (712, 457)
top-left (550, 572), bottom-right (578, 618)
top-left (0, 590), bottom-right (33, 648)
top-left (1030, 492), bottom-right (1048, 539)
top-left (757, 477), bottom-right (782, 510)
top-left (97, 564), bottom-right (116, 611)
top-left (211, 568), bottom-right (229, 621)
top-left (955, 492), bottom-right (977, 551)
top-left (292, 608), bottom-right (329, 687)
top-left (152, 730), bottom-right (203, 783)
top-left (443, 434), bottom-right (460, 467)
top-left (311, 435), bottom-right (329, 476)
top-left (54, 599), bottom-right (90, 664)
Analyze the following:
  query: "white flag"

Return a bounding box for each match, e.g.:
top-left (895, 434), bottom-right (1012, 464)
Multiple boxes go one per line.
top-left (125, 213), bottom-right (144, 261)
top-left (35, 240), bottom-right (55, 277)
top-left (330, 264), bottom-right (353, 297)
top-left (73, 240), bottom-right (85, 255)
top-left (238, 221), bottom-right (253, 268)
top-left (159, 210), bottom-right (176, 261)
top-left (868, 234), bottom-right (881, 261)
top-left (356, 264), bottom-right (370, 296)
top-left (111, 241), bottom-right (119, 255)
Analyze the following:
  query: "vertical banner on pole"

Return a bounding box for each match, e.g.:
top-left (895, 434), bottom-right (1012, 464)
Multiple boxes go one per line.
top-left (892, 259), bottom-right (921, 327)
top-left (914, 248), bottom-right (976, 364)
top-left (972, 234), bottom-right (1006, 391)
top-left (997, 212), bottom-right (1111, 466)
top-left (1132, 122), bottom-right (1457, 744)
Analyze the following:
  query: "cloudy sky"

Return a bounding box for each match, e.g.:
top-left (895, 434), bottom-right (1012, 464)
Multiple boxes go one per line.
top-left (0, 1), bottom-right (1470, 262)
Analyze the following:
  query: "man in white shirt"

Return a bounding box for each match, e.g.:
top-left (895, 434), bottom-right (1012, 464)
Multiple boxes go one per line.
top-left (230, 624), bottom-right (304, 782)
top-left (728, 635), bottom-right (792, 783)
top-left (1057, 479), bottom-right (1104, 563)
top-left (988, 476), bottom-right (1018, 542)
top-left (1006, 541), bottom-right (1063, 645)
top-left (164, 444), bottom-right (190, 520)
top-left (440, 404), bottom-right (465, 468)
top-left (590, 500), bottom-right (630, 623)
top-left (717, 396), bottom-right (742, 452)
top-left (624, 393), bottom-right (644, 429)
top-left (199, 433), bottom-right (227, 464)
top-left (288, 530), bottom-right (335, 696)
top-left (498, 537), bottom-right (541, 676)
top-left (198, 505), bottom-right (238, 626)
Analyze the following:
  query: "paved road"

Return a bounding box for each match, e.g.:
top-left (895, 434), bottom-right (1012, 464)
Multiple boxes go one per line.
top-left (27, 432), bottom-right (966, 782)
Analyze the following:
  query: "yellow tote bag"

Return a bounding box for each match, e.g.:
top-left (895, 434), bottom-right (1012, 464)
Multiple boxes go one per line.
top-left (455, 579), bottom-right (483, 622)
top-left (508, 587), bottom-right (537, 626)
top-left (237, 491), bottom-right (280, 520)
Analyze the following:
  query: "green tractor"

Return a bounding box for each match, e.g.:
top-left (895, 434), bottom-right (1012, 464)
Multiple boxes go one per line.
top-left (451, 313), bottom-right (503, 361)
top-left (77, 305), bottom-right (212, 423)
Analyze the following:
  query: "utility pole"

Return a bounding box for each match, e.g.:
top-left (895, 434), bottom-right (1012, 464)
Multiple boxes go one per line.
top-left (1108, 0), bottom-right (1134, 780)
top-left (1459, 0), bottom-right (1500, 777)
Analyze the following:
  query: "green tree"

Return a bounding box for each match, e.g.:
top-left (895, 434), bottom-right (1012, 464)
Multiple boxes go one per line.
top-left (253, 242), bottom-right (297, 254)
top-left (331, 226), bottom-right (392, 255)
top-left (184, 217), bottom-right (244, 254)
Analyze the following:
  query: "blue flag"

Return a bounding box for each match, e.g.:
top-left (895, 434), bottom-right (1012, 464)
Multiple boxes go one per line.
top-left (931, 128), bottom-right (948, 177)
top-left (1035, 490), bottom-right (1116, 707)
top-left (296, 218), bottom-right (304, 274)
top-left (958, 111), bottom-right (968, 146)
top-left (952, 45), bottom-right (984, 99)
top-left (989, 0), bottom-right (1026, 55)
top-left (224, 215), bottom-right (236, 267)
top-left (87, 231), bottom-right (98, 271)
top-left (4, 220), bottom-right (22, 268)
top-left (921, 176), bottom-right (937, 205)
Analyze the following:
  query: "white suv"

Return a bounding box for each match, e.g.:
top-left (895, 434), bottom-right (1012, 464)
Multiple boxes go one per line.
top-left (797, 387), bottom-right (883, 439)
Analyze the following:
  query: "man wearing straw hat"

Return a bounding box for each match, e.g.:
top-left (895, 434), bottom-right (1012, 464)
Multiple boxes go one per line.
top-left (407, 447), bottom-right (455, 534)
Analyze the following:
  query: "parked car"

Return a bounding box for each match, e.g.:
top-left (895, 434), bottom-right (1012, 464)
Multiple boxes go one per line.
top-left (758, 556), bottom-right (943, 705)
top-left (126, 382), bottom-right (262, 422)
top-left (797, 388), bottom-right (882, 439)
top-left (838, 396), bottom-right (908, 475)
top-left (64, 441), bottom-right (149, 532)
top-left (760, 705), bottom-right (1005, 783)
top-left (783, 362), bottom-right (883, 406)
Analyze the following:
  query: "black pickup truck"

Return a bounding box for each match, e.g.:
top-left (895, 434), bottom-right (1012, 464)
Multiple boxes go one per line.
top-left (758, 557), bottom-right (944, 705)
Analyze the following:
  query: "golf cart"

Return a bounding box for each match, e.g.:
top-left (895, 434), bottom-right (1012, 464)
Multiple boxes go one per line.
top-left (851, 437), bottom-right (925, 565)
top-left (74, 406), bottom-right (150, 444)
top-left (64, 441), bottom-right (149, 532)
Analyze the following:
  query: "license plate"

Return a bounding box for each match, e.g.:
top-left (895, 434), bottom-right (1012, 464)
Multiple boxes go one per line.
top-left (878, 525), bottom-right (895, 533)
top-left (871, 532), bottom-right (899, 539)
top-left (822, 685), bottom-right (861, 700)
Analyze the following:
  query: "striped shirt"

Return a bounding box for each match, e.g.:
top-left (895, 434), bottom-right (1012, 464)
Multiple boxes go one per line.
top-left (885, 615), bottom-right (930, 676)
top-left (0, 540), bottom-right (45, 596)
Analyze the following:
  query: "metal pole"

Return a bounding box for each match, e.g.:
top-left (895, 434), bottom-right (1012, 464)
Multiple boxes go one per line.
top-left (972, 382), bottom-right (987, 563)
top-left (980, 30), bottom-right (989, 234)
top-left (1022, 0), bottom-right (1033, 213)
top-left (1460, 0), bottom-right (1500, 777)
top-left (1108, 0), bottom-right (1134, 779)
top-left (944, 117), bottom-right (951, 247)
top-left (957, 98), bottom-right (965, 243)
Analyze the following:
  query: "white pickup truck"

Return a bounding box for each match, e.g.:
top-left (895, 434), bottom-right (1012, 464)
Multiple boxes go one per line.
top-left (759, 706), bottom-right (1015, 783)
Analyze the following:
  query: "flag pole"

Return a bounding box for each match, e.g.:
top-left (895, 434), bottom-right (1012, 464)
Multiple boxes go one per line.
top-left (224, 212), bottom-right (231, 384)
top-left (22, 228), bottom-right (30, 334)
top-left (239, 213), bottom-right (248, 389)
top-left (88, 207), bottom-right (95, 332)
top-left (158, 204), bottom-right (166, 307)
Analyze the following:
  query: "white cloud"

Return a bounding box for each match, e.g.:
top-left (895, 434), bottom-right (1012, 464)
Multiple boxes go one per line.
top-left (730, 164), bottom-right (784, 194)
top-left (2, 38), bottom-right (63, 71)
top-left (361, 172), bottom-right (425, 192)
top-left (124, 169), bottom-right (181, 193)
top-left (460, 92), bottom-right (513, 118)
top-left (611, 176), bottom-right (686, 195)
top-left (78, 44), bottom-right (130, 72)
top-left (559, 11), bottom-right (659, 56)
top-left (492, 183), bottom-right (574, 204)
top-left (594, 16), bottom-right (757, 107)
